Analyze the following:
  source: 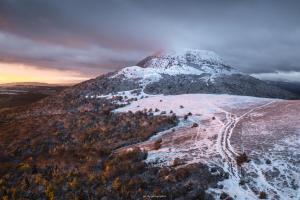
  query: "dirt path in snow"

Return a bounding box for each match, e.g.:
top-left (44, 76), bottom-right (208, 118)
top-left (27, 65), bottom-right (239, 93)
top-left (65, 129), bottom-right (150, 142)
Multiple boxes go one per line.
top-left (218, 101), bottom-right (275, 176)
top-left (216, 101), bottom-right (285, 198)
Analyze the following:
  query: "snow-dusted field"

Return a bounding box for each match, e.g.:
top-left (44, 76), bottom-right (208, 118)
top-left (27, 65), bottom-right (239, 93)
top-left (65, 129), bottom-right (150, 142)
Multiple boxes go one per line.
top-left (112, 93), bottom-right (299, 200)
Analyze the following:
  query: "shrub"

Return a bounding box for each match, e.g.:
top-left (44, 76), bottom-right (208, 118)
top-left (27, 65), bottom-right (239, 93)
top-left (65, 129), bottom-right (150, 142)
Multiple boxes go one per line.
top-left (265, 159), bottom-right (271, 164)
top-left (128, 176), bottom-right (143, 190)
top-left (153, 139), bottom-right (162, 150)
top-left (236, 152), bottom-right (250, 166)
top-left (2, 196), bottom-right (9, 200)
top-left (191, 123), bottom-right (198, 128)
top-left (224, 172), bottom-right (230, 179)
top-left (239, 179), bottom-right (245, 185)
top-left (175, 168), bottom-right (189, 180)
top-left (69, 177), bottom-right (79, 190)
top-left (158, 167), bottom-right (170, 177)
top-left (220, 192), bottom-right (229, 199)
top-left (259, 191), bottom-right (267, 199)
top-left (45, 184), bottom-right (55, 200)
top-left (18, 163), bottom-right (31, 173)
top-left (173, 158), bottom-right (183, 167)
top-left (118, 147), bottom-right (147, 162)
top-left (112, 177), bottom-right (122, 191)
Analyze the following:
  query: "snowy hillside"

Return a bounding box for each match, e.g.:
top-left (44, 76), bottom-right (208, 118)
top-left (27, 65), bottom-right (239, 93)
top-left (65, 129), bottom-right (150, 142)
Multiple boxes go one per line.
top-left (110, 93), bottom-right (300, 200)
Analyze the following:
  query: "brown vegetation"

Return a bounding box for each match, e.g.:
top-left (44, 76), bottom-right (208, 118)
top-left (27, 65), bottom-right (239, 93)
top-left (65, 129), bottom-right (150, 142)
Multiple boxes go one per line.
top-left (0, 92), bottom-right (226, 199)
top-left (0, 100), bottom-right (179, 199)
top-left (191, 123), bottom-right (199, 128)
top-left (236, 152), bottom-right (250, 166)
top-left (153, 138), bottom-right (163, 150)
top-left (259, 191), bottom-right (267, 199)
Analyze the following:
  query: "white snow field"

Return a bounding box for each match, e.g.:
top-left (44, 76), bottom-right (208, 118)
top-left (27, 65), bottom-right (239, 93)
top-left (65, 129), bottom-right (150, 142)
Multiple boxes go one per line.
top-left (112, 93), bottom-right (300, 200)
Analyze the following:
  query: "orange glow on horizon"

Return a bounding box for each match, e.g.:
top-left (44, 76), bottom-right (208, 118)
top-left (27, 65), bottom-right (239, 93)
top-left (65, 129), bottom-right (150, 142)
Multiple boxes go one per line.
top-left (0, 62), bottom-right (90, 84)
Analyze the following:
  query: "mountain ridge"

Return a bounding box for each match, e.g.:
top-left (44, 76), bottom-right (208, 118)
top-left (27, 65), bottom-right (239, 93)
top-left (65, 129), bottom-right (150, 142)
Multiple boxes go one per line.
top-left (84, 49), bottom-right (297, 99)
top-left (19, 49), bottom-right (298, 116)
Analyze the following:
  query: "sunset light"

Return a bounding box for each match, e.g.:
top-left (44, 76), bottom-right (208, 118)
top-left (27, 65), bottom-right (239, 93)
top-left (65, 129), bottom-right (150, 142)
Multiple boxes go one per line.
top-left (0, 62), bottom-right (89, 84)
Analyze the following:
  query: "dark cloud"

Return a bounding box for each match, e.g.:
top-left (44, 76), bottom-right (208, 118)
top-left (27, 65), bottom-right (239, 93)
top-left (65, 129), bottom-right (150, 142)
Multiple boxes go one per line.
top-left (0, 0), bottom-right (300, 80)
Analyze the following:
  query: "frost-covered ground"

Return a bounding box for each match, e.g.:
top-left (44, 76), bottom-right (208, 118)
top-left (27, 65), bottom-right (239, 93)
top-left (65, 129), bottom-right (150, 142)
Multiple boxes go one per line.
top-left (111, 93), bottom-right (300, 200)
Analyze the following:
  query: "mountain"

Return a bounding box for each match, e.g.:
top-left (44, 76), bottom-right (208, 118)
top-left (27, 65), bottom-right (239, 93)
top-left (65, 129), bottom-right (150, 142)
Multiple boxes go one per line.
top-left (71, 49), bottom-right (298, 100)
top-left (1, 49), bottom-right (299, 200)
top-left (28, 49), bottom-right (297, 115)
top-left (266, 80), bottom-right (300, 96)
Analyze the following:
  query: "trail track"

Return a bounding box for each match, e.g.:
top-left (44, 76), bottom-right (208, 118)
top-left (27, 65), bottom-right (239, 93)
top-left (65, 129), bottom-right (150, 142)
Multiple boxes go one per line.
top-left (216, 101), bottom-right (289, 199)
top-left (113, 94), bottom-right (300, 199)
top-left (218, 101), bottom-right (275, 177)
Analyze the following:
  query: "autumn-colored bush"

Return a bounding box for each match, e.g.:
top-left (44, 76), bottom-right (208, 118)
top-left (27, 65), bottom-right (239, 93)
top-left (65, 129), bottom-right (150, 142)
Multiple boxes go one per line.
top-left (153, 138), bottom-right (162, 150)
top-left (175, 168), bottom-right (190, 181)
top-left (17, 163), bottom-right (32, 173)
top-left (236, 152), bottom-right (250, 166)
top-left (259, 191), bottom-right (267, 199)
top-left (173, 158), bottom-right (184, 166)
top-left (128, 176), bottom-right (143, 190)
top-left (45, 184), bottom-right (55, 200)
top-left (112, 177), bottom-right (122, 191)
top-left (101, 147), bottom-right (148, 181)
top-left (0, 97), bottom-right (204, 199)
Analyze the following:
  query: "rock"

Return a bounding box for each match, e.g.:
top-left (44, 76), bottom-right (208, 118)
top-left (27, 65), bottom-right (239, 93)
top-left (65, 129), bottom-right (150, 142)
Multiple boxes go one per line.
top-left (220, 192), bottom-right (229, 199)
top-left (161, 111), bottom-right (166, 115)
top-left (265, 159), bottom-right (271, 164)
top-left (191, 123), bottom-right (199, 128)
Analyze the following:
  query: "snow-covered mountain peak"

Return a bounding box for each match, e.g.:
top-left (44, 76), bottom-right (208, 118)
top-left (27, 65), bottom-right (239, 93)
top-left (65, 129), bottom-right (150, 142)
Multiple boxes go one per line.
top-left (112, 49), bottom-right (236, 83)
top-left (151, 49), bottom-right (224, 66)
top-left (136, 49), bottom-right (226, 70)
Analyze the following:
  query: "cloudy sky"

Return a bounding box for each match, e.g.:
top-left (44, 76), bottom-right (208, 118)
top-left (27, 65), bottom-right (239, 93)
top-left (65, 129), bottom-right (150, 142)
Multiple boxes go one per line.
top-left (0, 0), bottom-right (300, 83)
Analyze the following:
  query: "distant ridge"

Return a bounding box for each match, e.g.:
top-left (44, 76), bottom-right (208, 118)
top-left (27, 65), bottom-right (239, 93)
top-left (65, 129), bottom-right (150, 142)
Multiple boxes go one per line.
top-left (0, 82), bottom-right (74, 87)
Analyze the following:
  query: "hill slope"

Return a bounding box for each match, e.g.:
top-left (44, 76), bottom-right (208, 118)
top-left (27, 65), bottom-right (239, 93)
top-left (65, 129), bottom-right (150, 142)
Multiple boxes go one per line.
top-left (82, 49), bottom-right (296, 99)
top-left (1, 49), bottom-right (299, 200)
top-left (25, 49), bottom-right (297, 115)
